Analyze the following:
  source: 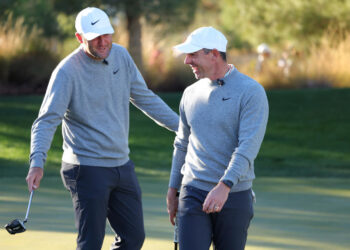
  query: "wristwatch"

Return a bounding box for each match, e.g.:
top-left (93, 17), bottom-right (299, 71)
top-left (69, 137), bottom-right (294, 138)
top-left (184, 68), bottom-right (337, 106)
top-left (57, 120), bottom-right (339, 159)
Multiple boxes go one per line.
top-left (221, 180), bottom-right (233, 188)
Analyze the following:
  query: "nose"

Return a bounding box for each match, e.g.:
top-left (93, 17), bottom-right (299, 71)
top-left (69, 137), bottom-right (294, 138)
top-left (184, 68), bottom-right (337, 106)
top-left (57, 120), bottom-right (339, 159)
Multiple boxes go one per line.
top-left (98, 35), bottom-right (109, 46)
top-left (184, 55), bottom-right (192, 65)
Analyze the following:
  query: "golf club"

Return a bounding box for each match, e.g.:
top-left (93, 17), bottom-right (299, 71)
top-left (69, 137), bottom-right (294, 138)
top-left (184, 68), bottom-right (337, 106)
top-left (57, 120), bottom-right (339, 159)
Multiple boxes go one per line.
top-left (173, 191), bottom-right (180, 250)
top-left (174, 215), bottom-right (178, 250)
top-left (4, 190), bottom-right (34, 234)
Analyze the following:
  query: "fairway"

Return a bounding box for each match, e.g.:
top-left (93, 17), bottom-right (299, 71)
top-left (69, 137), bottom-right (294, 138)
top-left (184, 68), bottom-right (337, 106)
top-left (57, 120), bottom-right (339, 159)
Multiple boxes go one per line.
top-left (1, 176), bottom-right (349, 250)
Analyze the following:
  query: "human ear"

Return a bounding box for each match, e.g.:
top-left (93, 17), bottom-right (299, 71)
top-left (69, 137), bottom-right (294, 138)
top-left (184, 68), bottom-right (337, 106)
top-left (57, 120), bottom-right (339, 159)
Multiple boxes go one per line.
top-left (75, 33), bottom-right (83, 44)
top-left (212, 49), bottom-right (220, 58)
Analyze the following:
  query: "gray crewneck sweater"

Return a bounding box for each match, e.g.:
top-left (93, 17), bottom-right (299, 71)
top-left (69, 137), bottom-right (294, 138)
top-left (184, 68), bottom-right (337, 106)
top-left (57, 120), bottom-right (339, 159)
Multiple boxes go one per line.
top-left (169, 68), bottom-right (268, 192)
top-left (30, 44), bottom-right (179, 168)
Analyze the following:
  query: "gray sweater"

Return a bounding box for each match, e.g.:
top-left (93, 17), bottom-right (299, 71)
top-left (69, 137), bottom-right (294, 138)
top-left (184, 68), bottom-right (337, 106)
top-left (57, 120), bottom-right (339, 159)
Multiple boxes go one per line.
top-left (169, 68), bottom-right (268, 192)
top-left (30, 44), bottom-right (179, 168)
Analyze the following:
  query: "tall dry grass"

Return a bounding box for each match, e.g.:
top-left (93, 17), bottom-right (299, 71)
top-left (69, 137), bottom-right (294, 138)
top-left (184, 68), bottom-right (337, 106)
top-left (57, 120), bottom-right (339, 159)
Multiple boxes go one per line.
top-left (0, 14), bottom-right (58, 94)
top-left (1, 13), bottom-right (349, 93)
top-left (236, 31), bottom-right (350, 89)
top-left (0, 14), bottom-right (44, 58)
top-left (303, 31), bottom-right (350, 88)
top-left (141, 25), bottom-right (350, 90)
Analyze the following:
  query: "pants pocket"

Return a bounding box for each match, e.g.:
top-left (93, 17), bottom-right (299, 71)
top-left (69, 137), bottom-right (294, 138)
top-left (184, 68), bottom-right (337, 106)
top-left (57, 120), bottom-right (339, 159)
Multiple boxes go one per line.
top-left (60, 162), bottom-right (80, 194)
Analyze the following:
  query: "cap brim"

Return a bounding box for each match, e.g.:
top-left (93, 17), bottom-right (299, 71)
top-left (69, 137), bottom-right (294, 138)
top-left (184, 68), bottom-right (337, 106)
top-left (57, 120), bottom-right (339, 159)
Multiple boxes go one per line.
top-left (173, 42), bottom-right (202, 55)
top-left (84, 27), bottom-right (115, 41)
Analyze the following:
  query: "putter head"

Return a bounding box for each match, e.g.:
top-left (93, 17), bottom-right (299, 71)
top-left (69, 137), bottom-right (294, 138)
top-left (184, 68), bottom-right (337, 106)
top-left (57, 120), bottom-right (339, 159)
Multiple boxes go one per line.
top-left (4, 219), bottom-right (26, 234)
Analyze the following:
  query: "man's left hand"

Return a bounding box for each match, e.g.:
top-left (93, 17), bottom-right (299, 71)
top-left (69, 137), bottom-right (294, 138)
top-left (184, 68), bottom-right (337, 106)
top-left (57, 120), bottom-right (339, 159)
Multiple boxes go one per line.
top-left (202, 182), bottom-right (230, 213)
top-left (167, 187), bottom-right (179, 225)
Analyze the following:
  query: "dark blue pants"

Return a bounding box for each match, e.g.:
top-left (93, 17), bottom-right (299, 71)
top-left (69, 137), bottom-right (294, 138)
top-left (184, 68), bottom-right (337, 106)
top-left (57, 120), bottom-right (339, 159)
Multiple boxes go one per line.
top-left (178, 185), bottom-right (254, 250)
top-left (60, 160), bottom-right (144, 250)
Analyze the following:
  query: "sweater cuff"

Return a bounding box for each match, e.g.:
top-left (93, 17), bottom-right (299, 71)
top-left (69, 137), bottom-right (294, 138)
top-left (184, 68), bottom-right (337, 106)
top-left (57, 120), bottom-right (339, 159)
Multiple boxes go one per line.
top-left (221, 153), bottom-right (250, 186)
top-left (30, 155), bottom-right (45, 169)
top-left (169, 173), bottom-right (182, 190)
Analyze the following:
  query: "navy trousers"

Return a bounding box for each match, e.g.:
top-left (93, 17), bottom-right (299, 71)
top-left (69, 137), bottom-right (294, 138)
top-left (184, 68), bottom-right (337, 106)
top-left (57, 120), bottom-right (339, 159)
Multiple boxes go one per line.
top-left (60, 160), bottom-right (145, 250)
top-left (178, 185), bottom-right (254, 250)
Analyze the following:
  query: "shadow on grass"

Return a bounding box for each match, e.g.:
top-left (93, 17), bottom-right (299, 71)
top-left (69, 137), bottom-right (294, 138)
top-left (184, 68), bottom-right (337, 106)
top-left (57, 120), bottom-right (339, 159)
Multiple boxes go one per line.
top-left (0, 158), bottom-right (28, 177)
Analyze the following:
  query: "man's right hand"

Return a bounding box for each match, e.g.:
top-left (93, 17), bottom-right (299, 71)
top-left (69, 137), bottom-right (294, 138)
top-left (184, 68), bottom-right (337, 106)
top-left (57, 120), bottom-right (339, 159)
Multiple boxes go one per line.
top-left (166, 187), bottom-right (179, 226)
top-left (26, 167), bottom-right (44, 192)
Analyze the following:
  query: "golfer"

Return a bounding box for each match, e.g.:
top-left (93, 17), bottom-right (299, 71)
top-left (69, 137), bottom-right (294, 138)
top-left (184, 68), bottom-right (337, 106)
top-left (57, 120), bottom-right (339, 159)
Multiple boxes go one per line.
top-left (26, 7), bottom-right (178, 250)
top-left (167, 27), bottom-right (269, 250)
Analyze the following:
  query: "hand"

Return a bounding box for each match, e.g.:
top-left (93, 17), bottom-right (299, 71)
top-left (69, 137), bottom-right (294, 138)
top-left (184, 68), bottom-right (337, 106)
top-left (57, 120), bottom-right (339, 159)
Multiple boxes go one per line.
top-left (166, 187), bottom-right (179, 226)
top-left (26, 167), bottom-right (44, 192)
top-left (202, 182), bottom-right (230, 214)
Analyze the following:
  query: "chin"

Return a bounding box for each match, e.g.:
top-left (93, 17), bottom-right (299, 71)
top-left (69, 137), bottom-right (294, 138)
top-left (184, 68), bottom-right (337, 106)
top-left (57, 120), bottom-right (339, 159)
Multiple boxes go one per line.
top-left (96, 49), bottom-right (111, 59)
top-left (194, 73), bottom-right (203, 79)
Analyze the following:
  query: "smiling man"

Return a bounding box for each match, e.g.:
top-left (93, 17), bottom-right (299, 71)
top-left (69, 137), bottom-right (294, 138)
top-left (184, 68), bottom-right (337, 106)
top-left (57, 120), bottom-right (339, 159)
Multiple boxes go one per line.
top-left (26, 7), bottom-right (179, 250)
top-left (167, 27), bottom-right (269, 250)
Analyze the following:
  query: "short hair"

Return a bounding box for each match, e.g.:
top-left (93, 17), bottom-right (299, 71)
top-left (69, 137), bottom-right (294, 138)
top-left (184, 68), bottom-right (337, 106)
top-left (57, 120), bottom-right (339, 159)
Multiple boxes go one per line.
top-left (203, 48), bottom-right (227, 61)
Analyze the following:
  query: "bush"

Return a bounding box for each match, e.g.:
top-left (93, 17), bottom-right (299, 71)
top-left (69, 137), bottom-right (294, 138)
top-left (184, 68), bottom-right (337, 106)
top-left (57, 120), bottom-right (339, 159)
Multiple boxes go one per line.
top-left (6, 51), bottom-right (58, 93)
top-left (144, 55), bottom-right (195, 92)
top-left (0, 14), bottom-right (59, 95)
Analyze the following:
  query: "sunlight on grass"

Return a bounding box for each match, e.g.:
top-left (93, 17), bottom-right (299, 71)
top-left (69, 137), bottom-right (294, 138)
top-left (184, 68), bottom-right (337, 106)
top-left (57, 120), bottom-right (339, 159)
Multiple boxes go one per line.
top-left (0, 196), bottom-right (27, 202)
top-left (135, 167), bottom-right (170, 177)
top-left (299, 186), bottom-right (350, 198)
top-left (1, 229), bottom-right (347, 250)
top-left (1, 177), bottom-right (349, 250)
top-left (2, 229), bottom-right (320, 250)
top-left (0, 230), bottom-right (176, 250)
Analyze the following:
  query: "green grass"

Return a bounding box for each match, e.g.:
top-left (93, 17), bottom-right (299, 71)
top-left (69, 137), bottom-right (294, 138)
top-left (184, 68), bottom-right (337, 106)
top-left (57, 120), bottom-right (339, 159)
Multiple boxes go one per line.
top-left (1, 89), bottom-right (350, 178)
top-left (0, 89), bottom-right (350, 249)
top-left (261, 88), bottom-right (350, 177)
top-left (0, 177), bottom-right (349, 249)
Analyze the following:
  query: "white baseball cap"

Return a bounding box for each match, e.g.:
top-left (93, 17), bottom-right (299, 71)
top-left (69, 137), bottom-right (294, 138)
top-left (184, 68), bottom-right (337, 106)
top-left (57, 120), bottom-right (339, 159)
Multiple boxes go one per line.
top-left (75, 7), bottom-right (114, 41)
top-left (257, 43), bottom-right (270, 54)
top-left (173, 26), bottom-right (227, 54)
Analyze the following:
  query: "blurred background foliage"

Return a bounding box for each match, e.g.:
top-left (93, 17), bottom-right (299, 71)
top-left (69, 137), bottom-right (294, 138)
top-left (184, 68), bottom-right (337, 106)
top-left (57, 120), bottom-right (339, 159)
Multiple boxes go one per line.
top-left (220, 0), bottom-right (350, 49)
top-left (0, 0), bottom-right (350, 94)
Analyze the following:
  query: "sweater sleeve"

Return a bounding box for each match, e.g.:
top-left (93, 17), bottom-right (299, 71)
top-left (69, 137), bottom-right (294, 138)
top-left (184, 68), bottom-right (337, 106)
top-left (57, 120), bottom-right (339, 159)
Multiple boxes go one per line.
top-left (220, 84), bottom-right (269, 185)
top-left (30, 69), bottom-right (72, 169)
top-left (169, 93), bottom-right (189, 189)
top-left (126, 51), bottom-right (179, 132)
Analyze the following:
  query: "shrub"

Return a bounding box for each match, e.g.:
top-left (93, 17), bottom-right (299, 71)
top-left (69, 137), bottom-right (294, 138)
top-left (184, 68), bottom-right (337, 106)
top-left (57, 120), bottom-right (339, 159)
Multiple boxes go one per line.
top-left (144, 55), bottom-right (194, 92)
top-left (0, 14), bottom-right (59, 95)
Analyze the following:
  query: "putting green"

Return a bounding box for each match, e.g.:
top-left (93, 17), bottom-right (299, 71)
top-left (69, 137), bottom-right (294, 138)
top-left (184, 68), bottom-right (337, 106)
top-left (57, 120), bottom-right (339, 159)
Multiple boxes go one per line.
top-left (0, 230), bottom-right (172, 250)
top-left (1, 177), bottom-right (349, 249)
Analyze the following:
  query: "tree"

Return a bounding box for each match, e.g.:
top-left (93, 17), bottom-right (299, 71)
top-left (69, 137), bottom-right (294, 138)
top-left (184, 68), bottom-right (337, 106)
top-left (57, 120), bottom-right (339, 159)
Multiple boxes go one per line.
top-left (219, 0), bottom-right (350, 50)
top-left (0, 0), bottom-right (58, 36)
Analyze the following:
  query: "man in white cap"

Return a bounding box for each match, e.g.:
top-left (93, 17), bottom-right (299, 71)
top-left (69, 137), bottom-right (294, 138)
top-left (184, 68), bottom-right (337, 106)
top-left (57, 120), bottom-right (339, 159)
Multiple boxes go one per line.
top-left (167, 26), bottom-right (269, 249)
top-left (26, 7), bottom-right (179, 250)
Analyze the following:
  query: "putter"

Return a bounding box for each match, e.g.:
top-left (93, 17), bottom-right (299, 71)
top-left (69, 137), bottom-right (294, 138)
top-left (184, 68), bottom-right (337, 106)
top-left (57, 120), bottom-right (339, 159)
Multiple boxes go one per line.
top-left (173, 191), bottom-right (180, 250)
top-left (5, 191), bottom-right (34, 234)
top-left (173, 215), bottom-right (178, 250)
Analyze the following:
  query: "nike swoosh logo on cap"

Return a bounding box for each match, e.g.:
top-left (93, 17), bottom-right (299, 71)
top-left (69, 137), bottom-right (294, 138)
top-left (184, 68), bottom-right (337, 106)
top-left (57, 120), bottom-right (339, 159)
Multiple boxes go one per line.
top-left (91, 20), bottom-right (100, 25)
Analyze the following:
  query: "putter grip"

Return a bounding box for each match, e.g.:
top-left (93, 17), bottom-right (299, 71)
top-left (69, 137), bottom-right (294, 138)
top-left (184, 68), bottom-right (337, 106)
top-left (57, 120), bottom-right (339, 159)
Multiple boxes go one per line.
top-left (173, 216), bottom-right (178, 243)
